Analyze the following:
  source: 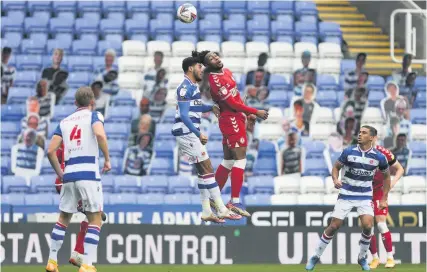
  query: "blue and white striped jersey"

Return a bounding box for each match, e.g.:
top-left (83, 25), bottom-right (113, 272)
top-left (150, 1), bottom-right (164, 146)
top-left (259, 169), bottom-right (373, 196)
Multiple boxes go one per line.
top-left (337, 145), bottom-right (389, 200)
top-left (54, 108), bottom-right (104, 183)
top-left (171, 75), bottom-right (203, 136)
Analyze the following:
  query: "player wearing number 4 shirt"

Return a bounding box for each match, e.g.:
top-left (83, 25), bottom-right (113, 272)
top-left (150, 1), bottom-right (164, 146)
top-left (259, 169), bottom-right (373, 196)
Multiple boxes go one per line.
top-left (306, 126), bottom-right (391, 271)
top-left (192, 50), bottom-right (269, 217)
top-left (369, 143), bottom-right (404, 269)
top-left (45, 87), bottom-right (111, 272)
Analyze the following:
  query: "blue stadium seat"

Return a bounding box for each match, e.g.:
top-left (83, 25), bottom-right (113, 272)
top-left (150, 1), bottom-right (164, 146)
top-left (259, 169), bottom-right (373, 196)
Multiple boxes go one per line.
top-left (68, 72), bottom-right (91, 87)
top-left (155, 34), bottom-right (174, 44)
top-left (276, 35), bottom-right (294, 44)
top-left (28, 1), bottom-right (52, 12)
top-left (25, 194), bottom-right (54, 205)
top-left (20, 39), bottom-right (45, 54)
top-left (368, 91), bottom-right (385, 107)
top-left (319, 22), bottom-right (341, 40)
top-left (2, 15), bottom-right (24, 33)
top-left (271, 1), bottom-right (294, 16)
top-left (153, 140), bottom-right (175, 158)
top-left (415, 76), bottom-right (426, 89)
top-left (100, 19), bottom-right (124, 36)
top-left (300, 15), bottom-right (318, 23)
top-left (104, 123), bottom-right (129, 140)
top-left (24, 17), bottom-right (49, 33)
top-left (92, 56), bottom-right (105, 72)
top-left (2, 157), bottom-right (11, 175)
top-left (13, 71), bottom-right (37, 87)
top-left (271, 19), bottom-right (294, 39)
top-left (149, 19), bottom-right (173, 37)
top-left (303, 141), bottom-right (326, 159)
top-left (1, 139), bottom-right (15, 156)
top-left (141, 175), bottom-right (168, 194)
top-left (247, 176), bottom-right (275, 194)
top-left (204, 34), bottom-right (223, 43)
top-left (2, 176), bottom-right (29, 193)
top-left (107, 12), bottom-right (126, 24)
top-left (100, 157), bottom-right (123, 175)
top-left (125, 17), bottom-right (149, 35)
top-left (149, 158), bottom-right (175, 175)
top-left (268, 74), bottom-right (289, 90)
top-left (126, 2), bottom-right (150, 15)
top-left (341, 59), bottom-right (356, 74)
top-left (258, 141), bottom-right (276, 158)
top-left (199, 1), bottom-right (222, 17)
top-left (102, 1), bottom-right (125, 14)
top-left (244, 194), bottom-right (271, 206)
top-left (2, 193), bottom-right (25, 205)
top-left (295, 22), bottom-right (318, 38)
top-left (6, 87), bottom-right (33, 104)
top-left (151, 1), bottom-right (174, 14)
top-left (30, 175), bottom-right (57, 193)
top-left (409, 141), bottom-right (426, 158)
top-left (52, 105), bottom-right (75, 122)
top-left (48, 122), bottom-right (59, 138)
top-left (223, 182), bottom-right (249, 196)
top-left (106, 106), bottom-right (133, 123)
top-left (72, 39), bottom-right (97, 55)
top-left (75, 18), bottom-right (99, 35)
top-left (160, 107), bottom-right (176, 123)
top-left (114, 175), bottom-right (140, 193)
top-left (317, 74), bottom-right (338, 91)
top-left (49, 17), bottom-right (75, 34)
top-left (105, 34), bottom-right (124, 43)
top-left (224, 1), bottom-right (247, 16)
top-left (266, 91), bottom-right (289, 108)
top-left (1, 122), bottom-right (21, 138)
top-left (164, 194), bottom-right (192, 205)
top-left (101, 175), bottom-right (115, 193)
top-left (316, 91), bottom-right (338, 108)
top-left (155, 124), bottom-right (175, 140)
top-left (60, 88), bottom-right (77, 105)
top-left (248, 1), bottom-right (270, 15)
top-left (77, 1), bottom-right (101, 13)
top-left (175, 19), bottom-right (198, 39)
top-left (57, 11), bottom-right (76, 20)
top-left (1, 104), bottom-right (26, 121)
top-left (112, 91), bottom-right (135, 106)
top-left (168, 175), bottom-right (193, 194)
top-left (47, 37), bottom-right (73, 55)
top-left (223, 17), bottom-right (246, 40)
top-left (3, 32), bottom-right (22, 53)
top-left (252, 35), bottom-right (270, 44)
top-left (414, 91), bottom-right (426, 109)
top-left (208, 124), bottom-right (223, 141)
top-left (137, 193), bottom-right (165, 205)
top-left (206, 141), bottom-right (224, 158)
top-left (109, 193), bottom-right (138, 205)
top-left (247, 15), bottom-right (270, 39)
top-left (41, 158), bottom-right (55, 174)
top-left (295, 1), bottom-right (318, 18)
top-left (367, 75), bottom-right (385, 91)
top-left (53, 1), bottom-right (77, 12)
top-left (253, 158), bottom-right (277, 176)
top-left (2, 1), bottom-right (26, 12)
top-left (407, 158), bottom-right (426, 176)
top-left (410, 108), bottom-right (426, 124)
top-left (324, 36), bottom-right (342, 44)
top-left (199, 15), bottom-right (222, 39)
top-left (68, 56), bottom-right (93, 72)
top-left (190, 194), bottom-right (201, 204)
top-left (300, 36), bottom-right (318, 45)
top-left (108, 139), bottom-right (126, 157)
top-left (303, 158), bottom-right (329, 176)
top-left (97, 40), bottom-right (122, 56)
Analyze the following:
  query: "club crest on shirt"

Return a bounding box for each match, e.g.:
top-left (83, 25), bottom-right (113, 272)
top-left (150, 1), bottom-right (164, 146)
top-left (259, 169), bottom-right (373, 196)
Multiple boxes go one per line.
top-left (220, 86), bottom-right (228, 95)
top-left (179, 86), bottom-right (187, 98)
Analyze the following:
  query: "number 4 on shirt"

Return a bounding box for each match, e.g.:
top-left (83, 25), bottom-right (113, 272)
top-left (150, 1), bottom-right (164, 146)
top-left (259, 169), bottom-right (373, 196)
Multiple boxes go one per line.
top-left (70, 125), bottom-right (82, 145)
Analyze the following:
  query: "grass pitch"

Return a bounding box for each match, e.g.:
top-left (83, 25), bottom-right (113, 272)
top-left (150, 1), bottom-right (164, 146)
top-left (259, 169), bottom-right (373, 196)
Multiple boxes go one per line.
top-left (2, 264), bottom-right (426, 272)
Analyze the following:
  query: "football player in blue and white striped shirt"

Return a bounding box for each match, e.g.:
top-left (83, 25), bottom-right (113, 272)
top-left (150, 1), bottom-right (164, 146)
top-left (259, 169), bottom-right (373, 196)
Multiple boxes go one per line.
top-left (45, 86), bottom-right (110, 272)
top-left (306, 125), bottom-right (391, 271)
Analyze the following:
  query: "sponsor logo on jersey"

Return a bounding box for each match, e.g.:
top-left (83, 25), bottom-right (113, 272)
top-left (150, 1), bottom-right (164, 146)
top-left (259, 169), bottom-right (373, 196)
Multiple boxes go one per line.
top-left (240, 137), bottom-right (245, 144)
top-left (349, 168), bottom-right (373, 176)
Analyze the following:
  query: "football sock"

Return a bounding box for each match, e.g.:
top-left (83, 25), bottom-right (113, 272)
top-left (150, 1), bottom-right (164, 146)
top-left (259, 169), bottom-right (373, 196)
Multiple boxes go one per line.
top-left (314, 232), bottom-right (334, 257)
top-left (198, 177), bottom-right (213, 216)
top-left (200, 173), bottom-right (228, 213)
top-left (84, 225), bottom-right (101, 266)
top-left (231, 159), bottom-right (246, 202)
top-left (215, 160), bottom-right (234, 190)
top-left (49, 222), bottom-right (67, 262)
top-left (377, 222), bottom-right (393, 258)
top-left (369, 234), bottom-right (378, 256)
top-left (359, 232), bottom-right (372, 259)
top-left (74, 220), bottom-right (88, 254)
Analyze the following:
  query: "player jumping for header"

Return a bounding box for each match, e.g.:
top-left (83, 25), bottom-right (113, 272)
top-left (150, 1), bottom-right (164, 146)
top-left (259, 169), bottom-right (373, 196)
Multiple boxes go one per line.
top-left (306, 126), bottom-right (391, 271)
top-left (192, 51), bottom-right (269, 217)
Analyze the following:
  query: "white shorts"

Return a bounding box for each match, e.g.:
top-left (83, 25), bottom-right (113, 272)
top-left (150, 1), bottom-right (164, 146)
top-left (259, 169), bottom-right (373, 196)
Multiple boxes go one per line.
top-left (177, 133), bottom-right (209, 165)
top-left (59, 181), bottom-right (103, 214)
top-left (330, 198), bottom-right (374, 220)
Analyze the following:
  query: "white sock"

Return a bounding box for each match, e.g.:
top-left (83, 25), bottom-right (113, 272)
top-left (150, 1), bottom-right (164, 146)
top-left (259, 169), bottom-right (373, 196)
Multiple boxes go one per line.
top-left (232, 197), bottom-right (240, 203)
top-left (198, 178), bottom-right (212, 216)
top-left (202, 174), bottom-right (227, 213)
top-left (387, 252), bottom-right (394, 259)
top-left (359, 232), bottom-right (372, 259)
top-left (314, 232), bottom-right (334, 257)
top-left (49, 222), bottom-right (67, 262)
top-left (84, 225), bottom-right (101, 266)
top-left (372, 253), bottom-right (379, 259)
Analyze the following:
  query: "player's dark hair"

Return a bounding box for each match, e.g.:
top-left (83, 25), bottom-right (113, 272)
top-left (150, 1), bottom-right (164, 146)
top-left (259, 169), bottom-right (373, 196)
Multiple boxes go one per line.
top-left (154, 51), bottom-right (163, 58)
top-left (182, 56), bottom-right (198, 72)
top-left (361, 125), bottom-right (377, 136)
top-left (192, 50), bottom-right (210, 66)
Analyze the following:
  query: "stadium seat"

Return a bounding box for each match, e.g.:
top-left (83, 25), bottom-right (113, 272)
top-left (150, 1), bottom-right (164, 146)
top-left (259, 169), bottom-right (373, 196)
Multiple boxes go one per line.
top-left (300, 176), bottom-right (325, 194)
top-left (6, 87), bottom-right (33, 104)
top-left (1, 122), bottom-right (21, 139)
top-left (199, 1), bottom-right (222, 17)
top-left (101, 175), bottom-right (115, 193)
top-left (74, 17), bottom-right (99, 35)
top-left (151, 1), bottom-right (174, 14)
top-left (205, 141), bottom-right (224, 158)
top-left (52, 105), bottom-right (75, 121)
top-left (258, 141), bottom-right (276, 158)
top-left (247, 1), bottom-right (270, 15)
top-left (2, 16), bottom-right (24, 33)
top-left (244, 194), bottom-right (271, 206)
top-left (270, 1), bottom-right (293, 17)
top-left (318, 42), bottom-right (342, 59)
top-left (2, 176), bottom-right (29, 193)
top-left (122, 40), bottom-right (147, 57)
top-left (141, 175), bottom-right (168, 194)
top-left (41, 157), bottom-right (55, 174)
top-left (247, 176), bottom-right (275, 194)
top-left (223, 16), bottom-right (246, 41)
top-left (401, 193), bottom-right (426, 205)
top-left (106, 106), bottom-right (133, 123)
top-left (367, 75), bottom-right (386, 91)
top-left (319, 22), bottom-right (341, 40)
top-left (68, 72), bottom-right (91, 87)
top-left (2, 32), bottom-right (22, 53)
top-left (407, 158), bottom-right (427, 176)
top-left (410, 108), bottom-right (426, 124)
top-left (297, 193), bottom-right (324, 205)
top-left (2, 193), bottom-right (25, 205)
top-left (316, 91), bottom-right (338, 108)
top-left (295, 1), bottom-right (318, 17)
top-left (24, 17), bottom-right (49, 33)
top-left (101, 1), bottom-right (125, 14)
top-left (245, 42), bottom-right (269, 58)
top-left (68, 56), bottom-right (93, 72)
top-left (323, 194), bottom-right (338, 205)
top-left (20, 39), bottom-right (44, 54)
top-left (30, 175), bottom-right (57, 193)
top-left (126, 1), bottom-right (150, 15)
top-left (317, 74), bottom-right (338, 91)
top-left (223, 1), bottom-right (247, 16)
top-left (125, 17), bottom-right (149, 36)
top-left (257, 123), bottom-right (282, 141)
top-left (247, 15), bottom-right (270, 39)
top-left (13, 71), bottom-right (38, 87)
top-left (100, 19), bottom-right (124, 36)
top-left (303, 158), bottom-right (329, 177)
top-left (149, 17), bottom-right (174, 38)
top-left (77, 1), bottom-right (101, 13)
top-left (294, 42), bottom-right (318, 58)
top-left (411, 124), bottom-right (427, 141)
top-left (361, 107), bottom-right (384, 124)
top-left (25, 193), bottom-right (54, 205)
top-left (271, 19), bottom-right (294, 40)
top-left (108, 139), bottom-right (126, 157)
top-left (271, 194), bottom-right (298, 205)
top-left (1, 139), bottom-right (17, 156)
top-left (160, 107), bottom-right (176, 123)
top-left (409, 141), bottom-right (426, 158)
top-left (149, 157), bottom-right (175, 175)
top-left (295, 22), bottom-right (317, 39)
top-left (154, 140), bottom-right (175, 158)
top-left (72, 39), bottom-right (97, 55)
top-left (341, 59), bottom-right (356, 74)
top-left (109, 193), bottom-right (138, 205)
top-left (49, 17), bottom-right (75, 34)
top-left (164, 194), bottom-right (192, 205)
top-left (303, 141), bottom-right (326, 159)
top-left (104, 123), bottom-right (130, 141)
top-left (172, 41), bottom-right (196, 57)
top-left (1, 104), bottom-right (26, 121)
top-left (168, 175), bottom-right (194, 194)
top-left (266, 91), bottom-right (289, 108)
top-left (147, 40), bottom-right (172, 56)
top-left (114, 175), bottom-right (140, 193)
top-left (207, 125), bottom-right (223, 141)
top-left (403, 176), bottom-right (426, 194)
top-left (113, 91), bottom-right (136, 107)
top-left (15, 55), bottom-right (42, 71)
top-left (155, 124), bottom-right (175, 140)
top-left (368, 91), bottom-right (386, 108)
top-left (221, 41), bottom-right (245, 57)
top-left (118, 72), bottom-right (142, 89)
top-left (199, 16), bottom-right (222, 40)
top-left (129, 34), bottom-right (148, 43)
top-left (137, 193), bottom-right (165, 205)
top-left (253, 158), bottom-right (277, 176)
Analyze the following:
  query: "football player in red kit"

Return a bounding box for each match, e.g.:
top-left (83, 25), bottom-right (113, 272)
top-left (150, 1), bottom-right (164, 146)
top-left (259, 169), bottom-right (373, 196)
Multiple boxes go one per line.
top-left (369, 143), bottom-right (404, 269)
top-left (55, 144), bottom-right (106, 267)
top-left (193, 51), bottom-right (269, 217)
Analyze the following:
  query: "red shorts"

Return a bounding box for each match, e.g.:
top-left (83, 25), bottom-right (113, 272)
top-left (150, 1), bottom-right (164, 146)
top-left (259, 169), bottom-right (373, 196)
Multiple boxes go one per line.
top-left (55, 177), bottom-right (62, 194)
top-left (373, 189), bottom-right (389, 216)
top-left (219, 114), bottom-right (247, 149)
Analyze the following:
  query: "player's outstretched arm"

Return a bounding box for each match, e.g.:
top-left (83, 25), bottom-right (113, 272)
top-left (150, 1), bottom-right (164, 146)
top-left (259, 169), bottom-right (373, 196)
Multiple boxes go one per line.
top-left (47, 135), bottom-right (64, 179)
top-left (178, 101), bottom-right (202, 138)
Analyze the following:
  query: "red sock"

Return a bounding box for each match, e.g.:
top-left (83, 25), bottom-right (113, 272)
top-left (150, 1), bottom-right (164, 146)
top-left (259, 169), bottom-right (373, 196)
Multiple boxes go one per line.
top-left (230, 166), bottom-right (244, 199)
top-left (74, 221), bottom-right (88, 254)
top-left (369, 234), bottom-right (378, 255)
top-left (215, 164), bottom-right (231, 191)
top-left (381, 231), bottom-right (393, 253)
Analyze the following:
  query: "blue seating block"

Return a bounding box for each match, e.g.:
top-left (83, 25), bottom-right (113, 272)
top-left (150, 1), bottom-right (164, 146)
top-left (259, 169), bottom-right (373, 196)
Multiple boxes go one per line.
top-left (2, 193), bottom-right (25, 205)
top-left (30, 175), bottom-right (57, 193)
top-left (68, 72), bottom-right (91, 87)
top-left (7, 87), bottom-right (33, 104)
top-left (1, 104), bottom-right (26, 121)
top-left (141, 175), bottom-right (168, 194)
top-left (253, 158), bottom-right (277, 176)
top-left (137, 193), bottom-right (165, 205)
top-left (164, 194), bottom-right (192, 205)
top-left (114, 175), bottom-right (140, 193)
top-left (106, 106), bottom-right (133, 123)
top-left (2, 176), bottom-right (29, 193)
top-left (410, 108), bottom-right (426, 124)
top-left (68, 56), bottom-right (93, 72)
top-left (303, 141), bottom-right (326, 159)
top-left (244, 194), bottom-right (272, 206)
top-left (126, 2), bottom-right (150, 15)
top-left (153, 140), bottom-right (175, 158)
top-left (271, 1), bottom-right (294, 16)
top-left (109, 193), bottom-right (138, 205)
top-left (247, 176), bottom-right (275, 194)
top-left (101, 175), bottom-right (115, 193)
top-left (149, 158), bottom-right (175, 175)
top-left (168, 175), bottom-right (194, 194)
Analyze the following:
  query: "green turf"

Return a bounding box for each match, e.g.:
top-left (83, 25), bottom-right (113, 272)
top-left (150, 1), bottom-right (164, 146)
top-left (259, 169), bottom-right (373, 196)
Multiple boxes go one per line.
top-left (2, 264), bottom-right (426, 272)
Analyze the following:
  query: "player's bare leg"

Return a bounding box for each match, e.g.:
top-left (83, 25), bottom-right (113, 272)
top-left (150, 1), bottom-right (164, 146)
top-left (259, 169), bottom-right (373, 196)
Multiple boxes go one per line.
top-left (196, 160), bottom-right (241, 222)
top-left (358, 214), bottom-right (374, 270)
top-left (211, 144), bottom-right (234, 213)
top-left (79, 211), bottom-right (102, 272)
top-left (369, 215), bottom-right (395, 269)
top-left (46, 211), bottom-right (73, 272)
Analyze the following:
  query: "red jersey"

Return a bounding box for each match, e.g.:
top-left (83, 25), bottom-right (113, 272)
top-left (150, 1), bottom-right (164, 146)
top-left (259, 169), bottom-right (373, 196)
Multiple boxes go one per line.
top-left (208, 68), bottom-right (258, 118)
top-left (373, 145), bottom-right (396, 191)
